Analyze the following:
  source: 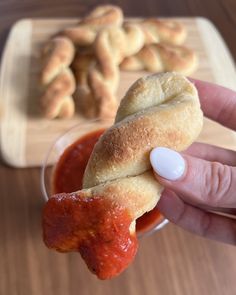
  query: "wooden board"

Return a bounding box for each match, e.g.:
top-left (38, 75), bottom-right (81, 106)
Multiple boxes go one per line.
top-left (0, 17), bottom-right (236, 167)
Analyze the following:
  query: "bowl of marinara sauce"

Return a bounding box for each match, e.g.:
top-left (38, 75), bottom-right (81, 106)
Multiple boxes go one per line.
top-left (41, 120), bottom-right (168, 237)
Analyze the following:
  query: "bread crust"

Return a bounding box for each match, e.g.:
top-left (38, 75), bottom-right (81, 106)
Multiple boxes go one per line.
top-left (40, 37), bottom-right (76, 119)
top-left (43, 72), bottom-right (203, 279)
top-left (84, 20), bottom-right (188, 119)
top-left (140, 18), bottom-right (187, 45)
top-left (83, 73), bottom-right (203, 193)
top-left (61, 5), bottom-right (124, 46)
top-left (40, 37), bottom-right (75, 85)
top-left (120, 43), bottom-right (198, 75)
top-left (81, 171), bottom-right (163, 221)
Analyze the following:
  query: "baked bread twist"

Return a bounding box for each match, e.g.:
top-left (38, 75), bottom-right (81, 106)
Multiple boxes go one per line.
top-left (62, 5), bottom-right (124, 118)
top-left (72, 44), bottom-right (119, 118)
top-left (43, 72), bottom-right (203, 279)
top-left (72, 49), bottom-right (95, 84)
top-left (81, 19), bottom-right (187, 118)
top-left (40, 37), bottom-right (76, 119)
top-left (79, 4), bottom-right (123, 27)
top-left (120, 43), bottom-right (198, 76)
top-left (70, 50), bottom-right (96, 117)
top-left (83, 72), bottom-right (203, 187)
top-left (134, 18), bottom-right (187, 45)
top-left (85, 23), bottom-right (147, 118)
top-left (61, 5), bottom-right (123, 46)
top-left (63, 4), bottom-right (188, 118)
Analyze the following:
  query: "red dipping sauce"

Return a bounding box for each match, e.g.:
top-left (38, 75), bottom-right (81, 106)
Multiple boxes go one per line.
top-left (52, 129), bottom-right (164, 234)
top-left (43, 193), bottom-right (138, 279)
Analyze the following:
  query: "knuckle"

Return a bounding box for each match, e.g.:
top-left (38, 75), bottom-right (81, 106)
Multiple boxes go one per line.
top-left (204, 162), bottom-right (232, 206)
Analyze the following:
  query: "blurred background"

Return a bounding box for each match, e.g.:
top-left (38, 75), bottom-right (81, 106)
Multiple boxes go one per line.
top-left (1, 0), bottom-right (236, 59)
top-left (0, 1), bottom-right (236, 295)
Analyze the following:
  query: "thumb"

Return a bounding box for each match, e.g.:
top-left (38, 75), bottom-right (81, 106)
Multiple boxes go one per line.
top-left (150, 147), bottom-right (236, 208)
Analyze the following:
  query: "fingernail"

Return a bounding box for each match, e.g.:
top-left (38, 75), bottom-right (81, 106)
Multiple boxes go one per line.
top-left (150, 147), bottom-right (185, 181)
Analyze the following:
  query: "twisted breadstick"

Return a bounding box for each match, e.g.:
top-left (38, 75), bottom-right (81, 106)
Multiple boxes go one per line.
top-left (79, 4), bottom-right (123, 27)
top-left (71, 50), bottom-right (96, 117)
top-left (72, 48), bottom-right (115, 118)
top-left (120, 43), bottom-right (198, 76)
top-left (72, 47), bottom-right (119, 118)
top-left (84, 72), bottom-right (203, 187)
top-left (83, 18), bottom-right (187, 118)
top-left (134, 18), bottom-right (187, 45)
top-left (40, 37), bottom-right (76, 119)
top-left (61, 5), bottom-right (123, 46)
top-left (72, 49), bottom-right (95, 84)
top-left (43, 72), bottom-right (203, 279)
top-left (85, 23), bottom-right (146, 118)
top-left (61, 5), bottom-right (124, 118)
top-left (65, 5), bottom-right (188, 118)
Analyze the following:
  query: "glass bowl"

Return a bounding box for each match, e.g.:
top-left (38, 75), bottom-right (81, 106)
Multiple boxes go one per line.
top-left (41, 119), bottom-right (168, 237)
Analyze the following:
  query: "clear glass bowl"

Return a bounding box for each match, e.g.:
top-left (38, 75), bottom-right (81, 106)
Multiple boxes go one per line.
top-left (41, 120), bottom-right (168, 237)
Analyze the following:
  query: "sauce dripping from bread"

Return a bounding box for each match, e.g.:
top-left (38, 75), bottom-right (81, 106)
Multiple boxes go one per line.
top-left (43, 193), bottom-right (137, 279)
top-left (42, 129), bottom-right (162, 279)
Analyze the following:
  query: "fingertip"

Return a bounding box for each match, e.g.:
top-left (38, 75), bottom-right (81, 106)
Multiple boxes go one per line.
top-left (150, 147), bottom-right (186, 181)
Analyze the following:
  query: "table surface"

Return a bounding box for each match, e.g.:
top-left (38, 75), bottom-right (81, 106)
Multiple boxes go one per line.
top-left (1, 1), bottom-right (236, 295)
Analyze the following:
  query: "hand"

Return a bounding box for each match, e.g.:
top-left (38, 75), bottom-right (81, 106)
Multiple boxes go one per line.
top-left (150, 79), bottom-right (236, 245)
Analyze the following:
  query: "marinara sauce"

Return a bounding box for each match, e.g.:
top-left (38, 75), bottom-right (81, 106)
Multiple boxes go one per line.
top-left (52, 129), bottom-right (164, 234)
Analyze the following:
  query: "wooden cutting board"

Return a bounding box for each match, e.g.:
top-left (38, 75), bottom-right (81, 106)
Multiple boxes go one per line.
top-left (0, 17), bottom-right (236, 167)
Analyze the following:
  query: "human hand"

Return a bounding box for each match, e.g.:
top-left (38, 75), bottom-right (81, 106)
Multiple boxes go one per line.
top-left (150, 79), bottom-right (236, 245)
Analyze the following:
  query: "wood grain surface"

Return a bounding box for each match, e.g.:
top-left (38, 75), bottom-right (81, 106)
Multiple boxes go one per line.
top-left (1, 1), bottom-right (236, 295)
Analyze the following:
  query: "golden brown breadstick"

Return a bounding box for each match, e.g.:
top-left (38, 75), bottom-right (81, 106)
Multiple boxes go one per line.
top-left (71, 49), bottom-right (98, 118)
top-left (85, 18), bottom-right (187, 118)
top-left (40, 37), bottom-right (76, 119)
top-left (64, 5), bottom-right (188, 119)
top-left (86, 23), bottom-right (146, 118)
top-left (135, 18), bottom-right (187, 45)
top-left (43, 72), bottom-right (203, 279)
top-left (79, 4), bottom-right (123, 27)
top-left (61, 5), bottom-right (123, 46)
top-left (84, 72), bottom-right (203, 187)
top-left (60, 5), bottom-right (124, 118)
top-left (120, 43), bottom-right (198, 76)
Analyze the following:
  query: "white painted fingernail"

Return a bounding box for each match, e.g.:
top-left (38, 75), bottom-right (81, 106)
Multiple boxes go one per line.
top-left (150, 147), bottom-right (185, 181)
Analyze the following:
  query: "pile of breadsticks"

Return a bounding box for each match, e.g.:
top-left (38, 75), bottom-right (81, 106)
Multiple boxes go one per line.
top-left (39, 5), bottom-right (197, 119)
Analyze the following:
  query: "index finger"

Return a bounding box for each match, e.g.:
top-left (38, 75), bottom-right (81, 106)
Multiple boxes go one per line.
top-left (190, 79), bottom-right (236, 131)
